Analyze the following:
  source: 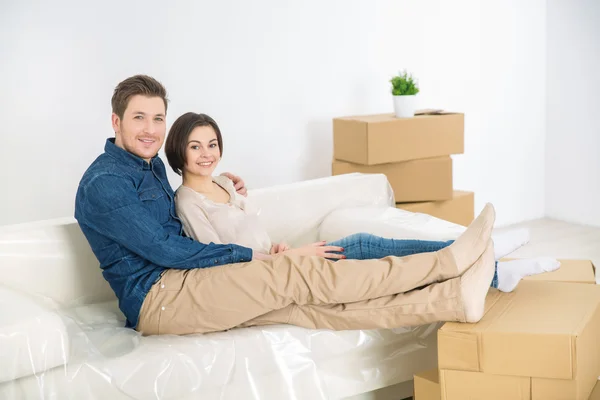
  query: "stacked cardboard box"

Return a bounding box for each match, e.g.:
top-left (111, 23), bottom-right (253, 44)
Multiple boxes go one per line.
top-left (413, 260), bottom-right (600, 400)
top-left (331, 111), bottom-right (474, 226)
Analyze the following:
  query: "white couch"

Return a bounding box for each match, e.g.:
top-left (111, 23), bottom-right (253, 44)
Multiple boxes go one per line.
top-left (0, 173), bottom-right (468, 400)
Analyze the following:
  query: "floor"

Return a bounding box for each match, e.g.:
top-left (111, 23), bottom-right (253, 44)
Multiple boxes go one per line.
top-left (495, 217), bottom-right (600, 269)
top-left (398, 217), bottom-right (600, 400)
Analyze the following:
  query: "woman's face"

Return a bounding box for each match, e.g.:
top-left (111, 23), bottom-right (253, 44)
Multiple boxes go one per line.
top-left (183, 125), bottom-right (221, 178)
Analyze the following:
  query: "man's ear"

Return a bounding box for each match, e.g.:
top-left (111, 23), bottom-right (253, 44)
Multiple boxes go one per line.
top-left (111, 113), bottom-right (121, 134)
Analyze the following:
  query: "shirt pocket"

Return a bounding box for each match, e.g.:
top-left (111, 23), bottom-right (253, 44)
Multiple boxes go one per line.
top-left (139, 188), bottom-right (170, 225)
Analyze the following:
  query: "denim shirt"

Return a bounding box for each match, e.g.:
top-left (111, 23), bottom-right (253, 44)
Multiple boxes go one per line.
top-left (75, 139), bottom-right (253, 328)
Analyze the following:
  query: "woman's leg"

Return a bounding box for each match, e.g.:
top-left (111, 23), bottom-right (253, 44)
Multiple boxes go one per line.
top-left (327, 233), bottom-right (559, 293)
top-left (327, 233), bottom-right (454, 260)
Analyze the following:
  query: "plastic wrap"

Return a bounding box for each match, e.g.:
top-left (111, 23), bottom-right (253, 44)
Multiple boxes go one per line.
top-left (1, 173), bottom-right (457, 400)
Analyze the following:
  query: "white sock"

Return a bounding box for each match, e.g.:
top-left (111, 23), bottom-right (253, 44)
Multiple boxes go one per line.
top-left (492, 228), bottom-right (530, 260)
top-left (496, 257), bottom-right (561, 292)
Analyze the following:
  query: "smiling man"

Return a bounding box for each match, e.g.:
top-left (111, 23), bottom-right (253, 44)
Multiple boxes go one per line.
top-left (75, 75), bottom-right (257, 330)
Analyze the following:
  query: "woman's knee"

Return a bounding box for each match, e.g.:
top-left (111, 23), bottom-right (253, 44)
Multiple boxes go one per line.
top-left (348, 232), bottom-right (373, 245)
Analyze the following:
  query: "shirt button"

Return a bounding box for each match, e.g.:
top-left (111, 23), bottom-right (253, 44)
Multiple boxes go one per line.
top-left (152, 194), bottom-right (156, 198)
top-left (161, 306), bottom-right (165, 311)
top-left (161, 284), bottom-right (165, 289)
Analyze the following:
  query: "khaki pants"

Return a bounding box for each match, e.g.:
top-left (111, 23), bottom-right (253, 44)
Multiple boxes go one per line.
top-left (137, 249), bottom-right (466, 336)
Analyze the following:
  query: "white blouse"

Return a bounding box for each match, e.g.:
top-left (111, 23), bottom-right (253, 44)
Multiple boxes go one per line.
top-left (174, 176), bottom-right (272, 254)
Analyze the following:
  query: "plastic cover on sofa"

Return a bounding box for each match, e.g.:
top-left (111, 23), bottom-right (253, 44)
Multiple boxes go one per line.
top-left (0, 173), bottom-right (459, 400)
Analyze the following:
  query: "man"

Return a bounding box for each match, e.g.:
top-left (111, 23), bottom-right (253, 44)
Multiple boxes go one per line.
top-left (75, 74), bottom-right (496, 336)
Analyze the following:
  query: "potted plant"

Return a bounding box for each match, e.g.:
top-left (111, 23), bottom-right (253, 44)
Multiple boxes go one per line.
top-left (390, 70), bottom-right (419, 118)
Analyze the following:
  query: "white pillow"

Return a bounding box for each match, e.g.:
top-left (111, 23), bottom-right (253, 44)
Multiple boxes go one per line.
top-left (0, 286), bottom-right (69, 383)
top-left (318, 206), bottom-right (467, 243)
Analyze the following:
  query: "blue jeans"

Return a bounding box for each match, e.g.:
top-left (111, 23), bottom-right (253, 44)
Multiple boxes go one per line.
top-left (327, 233), bottom-right (499, 289)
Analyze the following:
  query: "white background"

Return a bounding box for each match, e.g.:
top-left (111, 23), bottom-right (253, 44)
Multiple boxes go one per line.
top-left (0, 0), bottom-right (596, 227)
top-left (545, 0), bottom-right (600, 227)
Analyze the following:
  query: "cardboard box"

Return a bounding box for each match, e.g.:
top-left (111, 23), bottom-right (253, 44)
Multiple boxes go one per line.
top-left (396, 191), bottom-right (474, 226)
top-left (590, 380), bottom-right (600, 400)
top-left (333, 112), bottom-right (464, 165)
top-left (332, 157), bottom-right (453, 202)
top-left (414, 369), bottom-right (441, 400)
top-left (522, 259), bottom-right (596, 284)
top-left (438, 281), bottom-right (600, 400)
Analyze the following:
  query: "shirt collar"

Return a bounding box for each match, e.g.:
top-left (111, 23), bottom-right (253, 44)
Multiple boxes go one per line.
top-left (104, 138), bottom-right (159, 170)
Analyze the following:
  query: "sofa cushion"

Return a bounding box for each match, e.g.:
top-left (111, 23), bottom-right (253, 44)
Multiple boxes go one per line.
top-left (0, 286), bottom-right (69, 383)
top-left (319, 206), bottom-right (467, 243)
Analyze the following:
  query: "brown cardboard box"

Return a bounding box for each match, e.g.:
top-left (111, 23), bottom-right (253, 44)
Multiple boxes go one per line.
top-left (438, 281), bottom-right (600, 400)
top-left (396, 191), bottom-right (474, 226)
top-left (522, 259), bottom-right (596, 284)
top-left (332, 157), bottom-right (453, 202)
top-left (439, 370), bottom-right (600, 400)
top-left (333, 113), bottom-right (464, 165)
top-left (414, 369), bottom-right (441, 400)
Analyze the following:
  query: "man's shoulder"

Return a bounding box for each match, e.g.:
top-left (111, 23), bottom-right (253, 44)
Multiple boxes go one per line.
top-left (79, 153), bottom-right (131, 188)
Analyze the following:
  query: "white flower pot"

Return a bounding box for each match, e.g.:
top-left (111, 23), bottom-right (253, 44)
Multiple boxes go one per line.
top-left (393, 95), bottom-right (417, 118)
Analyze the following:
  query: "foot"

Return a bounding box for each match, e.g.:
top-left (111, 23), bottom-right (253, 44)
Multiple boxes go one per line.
top-left (460, 240), bottom-right (496, 323)
top-left (491, 228), bottom-right (530, 260)
top-left (444, 203), bottom-right (496, 274)
top-left (496, 257), bottom-right (561, 292)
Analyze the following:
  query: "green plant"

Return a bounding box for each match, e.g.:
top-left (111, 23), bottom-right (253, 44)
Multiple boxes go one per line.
top-left (390, 70), bottom-right (419, 96)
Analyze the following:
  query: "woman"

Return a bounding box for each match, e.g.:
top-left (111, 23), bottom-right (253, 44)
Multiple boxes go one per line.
top-left (164, 112), bottom-right (559, 293)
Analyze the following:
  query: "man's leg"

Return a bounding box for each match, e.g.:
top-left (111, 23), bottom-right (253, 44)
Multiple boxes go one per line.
top-left (137, 248), bottom-right (461, 335)
top-left (137, 204), bottom-right (495, 335)
top-left (240, 277), bottom-right (464, 330)
top-left (137, 239), bottom-right (493, 335)
top-left (243, 239), bottom-right (495, 330)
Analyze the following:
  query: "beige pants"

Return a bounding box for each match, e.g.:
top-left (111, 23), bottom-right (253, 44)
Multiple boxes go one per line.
top-left (137, 249), bottom-right (466, 336)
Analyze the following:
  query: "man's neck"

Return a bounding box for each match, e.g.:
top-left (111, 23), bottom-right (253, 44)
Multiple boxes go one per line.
top-left (182, 174), bottom-right (215, 194)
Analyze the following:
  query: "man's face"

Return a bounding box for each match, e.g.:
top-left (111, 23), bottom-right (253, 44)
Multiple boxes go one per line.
top-left (112, 95), bottom-right (166, 162)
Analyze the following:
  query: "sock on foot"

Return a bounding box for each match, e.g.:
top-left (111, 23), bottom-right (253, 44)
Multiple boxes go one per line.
top-left (491, 228), bottom-right (530, 260)
top-left (496, 257), bottom-right (561, 293)
top-left (460, 240), bottom-right (496, 323)
top-left (446, 203), bottom-right (496, 274)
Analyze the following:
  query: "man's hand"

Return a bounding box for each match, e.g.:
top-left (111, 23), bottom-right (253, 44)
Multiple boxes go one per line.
top-left (221, 172), bottom-right (247, 197)
top-left (284, 241), bottom-right (345, 259)
top-left (270, 242), bottom-right (290, 254)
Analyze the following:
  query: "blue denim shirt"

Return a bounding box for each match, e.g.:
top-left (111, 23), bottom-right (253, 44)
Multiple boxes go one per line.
top-left (75, 139), bottom-right (253, 328)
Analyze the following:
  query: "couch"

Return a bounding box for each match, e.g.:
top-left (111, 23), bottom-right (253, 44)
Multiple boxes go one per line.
top-left (0, 173), bottom-right (468, 400)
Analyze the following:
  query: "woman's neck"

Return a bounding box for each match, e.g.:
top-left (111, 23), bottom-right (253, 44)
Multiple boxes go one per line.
top-left (182, 174), bottom-right (215, 194)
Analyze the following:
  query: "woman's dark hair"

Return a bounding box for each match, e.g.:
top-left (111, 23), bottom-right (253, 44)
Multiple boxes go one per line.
top-left (165, 112), bottom-right (223, 176)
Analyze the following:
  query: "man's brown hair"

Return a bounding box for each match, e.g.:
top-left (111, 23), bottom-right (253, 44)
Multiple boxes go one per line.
top-left (165, 112), bottom-right (224, 176)
top-left (111, 75), bottom-right (168, 119)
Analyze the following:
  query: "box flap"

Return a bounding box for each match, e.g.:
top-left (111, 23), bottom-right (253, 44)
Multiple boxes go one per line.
top-left (414, 368), bottom-right (441, 400)
top-left (338, 112), bottom-right (463, 123)
top-left (440, 370), bottom-right (530, 400)
top-left (438, 289), bottom-right (505, 370)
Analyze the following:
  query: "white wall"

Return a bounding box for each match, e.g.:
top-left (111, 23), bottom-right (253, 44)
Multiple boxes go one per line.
top-left (546, 0), bottom-right (600, 227)
top-left (0, 0), bottom-right (546, 227)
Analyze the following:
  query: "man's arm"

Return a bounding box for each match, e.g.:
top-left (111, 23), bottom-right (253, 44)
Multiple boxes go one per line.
top-left (77, 174), bottom-right (253, 269)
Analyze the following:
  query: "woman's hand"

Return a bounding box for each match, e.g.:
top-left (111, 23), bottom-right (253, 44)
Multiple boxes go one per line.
top-left (270, 242), bottom-right (291, 254)
top-left (284, 241), bottom-right (345, 259)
